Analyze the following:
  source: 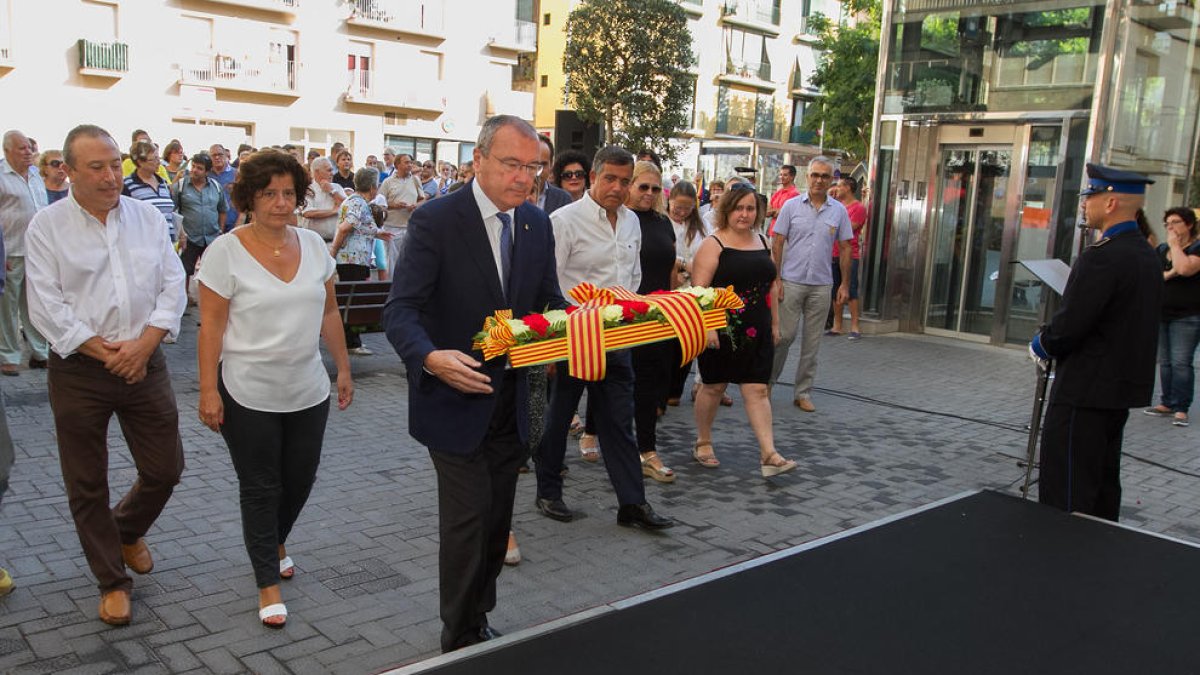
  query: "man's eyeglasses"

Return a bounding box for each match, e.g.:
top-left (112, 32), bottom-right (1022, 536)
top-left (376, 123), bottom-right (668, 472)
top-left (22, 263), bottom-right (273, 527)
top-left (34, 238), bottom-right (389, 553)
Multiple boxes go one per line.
top-left (636, 184), bottom-right (663, 193)
top-left (494, 157), bottom-right (545, 177)
top-left (808, 172), bottom-right (833, 181)
top-left (559, 169), bottom-right (587, 180)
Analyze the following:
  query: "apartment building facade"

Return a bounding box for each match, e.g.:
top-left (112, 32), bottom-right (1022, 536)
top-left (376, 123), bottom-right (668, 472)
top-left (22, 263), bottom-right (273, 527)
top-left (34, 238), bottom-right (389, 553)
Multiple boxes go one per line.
top-left (0, 0), bottom-right (537, 164)
top-left (533, 0), bottom-right (846, 187)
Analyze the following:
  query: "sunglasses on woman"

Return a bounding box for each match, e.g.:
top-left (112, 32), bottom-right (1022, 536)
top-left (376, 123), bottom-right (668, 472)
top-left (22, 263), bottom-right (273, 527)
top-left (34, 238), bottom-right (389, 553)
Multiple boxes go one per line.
top-left (636, 184), bottom-right (663, 193)
top-left (559, 169), bottom-right (587, 180)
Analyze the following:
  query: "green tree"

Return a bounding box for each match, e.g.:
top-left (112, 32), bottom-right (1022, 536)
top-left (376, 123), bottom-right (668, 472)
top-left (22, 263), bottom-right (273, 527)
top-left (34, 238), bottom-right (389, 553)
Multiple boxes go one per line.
top-left (563, 0), bottom-right (695, 161)
top-left (802, 0), bottom-right (881, 161)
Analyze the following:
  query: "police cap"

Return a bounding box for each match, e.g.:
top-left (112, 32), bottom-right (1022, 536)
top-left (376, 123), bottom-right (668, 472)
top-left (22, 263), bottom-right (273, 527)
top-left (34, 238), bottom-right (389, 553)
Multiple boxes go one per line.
top-left (1079, 163), bottom-right (1154, 196)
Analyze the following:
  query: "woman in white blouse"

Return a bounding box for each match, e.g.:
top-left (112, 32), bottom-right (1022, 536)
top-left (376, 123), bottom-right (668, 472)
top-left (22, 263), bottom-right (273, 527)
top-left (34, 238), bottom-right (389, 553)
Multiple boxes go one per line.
top-left (196, 150), bottom-right (354, 628)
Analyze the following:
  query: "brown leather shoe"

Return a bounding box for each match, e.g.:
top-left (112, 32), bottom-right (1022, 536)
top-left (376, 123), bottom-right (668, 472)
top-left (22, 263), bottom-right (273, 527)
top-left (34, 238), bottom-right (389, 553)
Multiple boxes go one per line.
top-left (0, 364), bottom-right (17, 377)
top-left (98, 589), bottom-right (131, 625)
top-left (121, 538), bottom-right (153, 574)
top-left (794, 398), bottom-right (816, 413)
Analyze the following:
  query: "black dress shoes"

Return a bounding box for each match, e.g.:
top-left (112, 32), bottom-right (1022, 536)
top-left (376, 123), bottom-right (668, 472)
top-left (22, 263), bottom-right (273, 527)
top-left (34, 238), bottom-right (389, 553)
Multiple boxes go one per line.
top-left (617, 503), bottom-right (674, 529)
top-left (535, 497), bottom-right (574, 522)
top-left (478, 625), bottom-right (503, 641)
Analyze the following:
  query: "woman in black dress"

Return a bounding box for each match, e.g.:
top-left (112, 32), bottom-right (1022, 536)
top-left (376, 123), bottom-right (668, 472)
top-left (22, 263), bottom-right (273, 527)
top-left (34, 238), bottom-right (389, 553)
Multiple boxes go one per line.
top-left (627, 161), bottom-right (677, 483)
top-left (691, 184), bottom-right (796, 477)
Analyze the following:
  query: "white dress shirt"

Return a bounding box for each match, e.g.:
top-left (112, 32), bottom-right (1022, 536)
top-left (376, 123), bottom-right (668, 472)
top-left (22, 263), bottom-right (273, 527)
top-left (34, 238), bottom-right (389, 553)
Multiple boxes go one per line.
top-left (472, 178), bottom-right (515, 289)
top-left (550, 191), bottom-right (641, 299)
top-left (0, 158), bottom-right (48, 257)
top-left (25, 193), bottom-right (187, 357)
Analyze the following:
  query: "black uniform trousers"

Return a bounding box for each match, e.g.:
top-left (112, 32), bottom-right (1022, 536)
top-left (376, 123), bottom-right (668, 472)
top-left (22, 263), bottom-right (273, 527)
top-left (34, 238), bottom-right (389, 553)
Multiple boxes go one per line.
top-left (1038, 403), bottom-right (1129, 522)
top-left (428, 371), bottom-right (525, 653)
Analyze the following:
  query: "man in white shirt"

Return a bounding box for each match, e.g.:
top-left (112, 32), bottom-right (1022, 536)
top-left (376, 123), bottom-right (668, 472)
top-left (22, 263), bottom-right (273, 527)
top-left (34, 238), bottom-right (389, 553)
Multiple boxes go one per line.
top-left (299, 157), bottom-right (344, 242)
top-left (0, 130), bottom-right (51, 375)
top-left (534, 145), bottom-right (673, 529)
top-left (25, 124), bottom-right (187, 627)
top-left (379, 153), bottom-right (425, 271)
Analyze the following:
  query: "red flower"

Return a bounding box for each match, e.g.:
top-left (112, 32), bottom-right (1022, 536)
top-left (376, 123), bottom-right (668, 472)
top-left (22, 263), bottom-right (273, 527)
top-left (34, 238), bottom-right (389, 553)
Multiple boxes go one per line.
top-left (565, 305), bottom-right (579, 315)
top-left (745, 327), bottom-right (758, 339)
top-left (522, 313), bottom-right (551, 337)
top-left (614, 300), bottom-right (650, 322)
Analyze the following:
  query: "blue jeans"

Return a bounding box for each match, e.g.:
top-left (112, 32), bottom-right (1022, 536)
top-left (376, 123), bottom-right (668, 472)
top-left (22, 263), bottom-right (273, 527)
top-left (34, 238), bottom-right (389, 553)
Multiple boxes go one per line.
top-left (1158, 314), bottom-right (1200, 413)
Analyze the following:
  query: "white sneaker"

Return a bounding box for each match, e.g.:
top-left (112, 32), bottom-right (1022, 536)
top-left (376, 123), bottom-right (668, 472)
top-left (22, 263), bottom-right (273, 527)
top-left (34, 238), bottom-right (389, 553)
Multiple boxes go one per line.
top-left (349, 346), bottom-right (373, 356)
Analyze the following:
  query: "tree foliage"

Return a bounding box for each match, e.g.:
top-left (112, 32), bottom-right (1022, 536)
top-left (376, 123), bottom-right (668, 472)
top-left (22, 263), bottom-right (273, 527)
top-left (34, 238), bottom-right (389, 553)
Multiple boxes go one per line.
top-left (563, 0), bottom-right (695, 162)
top-left (802, 0), bottom-right (881, 161)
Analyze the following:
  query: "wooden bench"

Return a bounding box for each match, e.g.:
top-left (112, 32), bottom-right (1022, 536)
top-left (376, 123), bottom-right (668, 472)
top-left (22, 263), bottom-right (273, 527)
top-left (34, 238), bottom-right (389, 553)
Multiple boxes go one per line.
top-left (335, 280), bottom-right (390, 333)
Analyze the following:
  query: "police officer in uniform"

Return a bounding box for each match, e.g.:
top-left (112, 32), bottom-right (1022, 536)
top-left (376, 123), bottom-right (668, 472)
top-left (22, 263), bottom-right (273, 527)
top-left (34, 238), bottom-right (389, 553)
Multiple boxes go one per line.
top-left (1029, 163), bottom-right (1162, 521)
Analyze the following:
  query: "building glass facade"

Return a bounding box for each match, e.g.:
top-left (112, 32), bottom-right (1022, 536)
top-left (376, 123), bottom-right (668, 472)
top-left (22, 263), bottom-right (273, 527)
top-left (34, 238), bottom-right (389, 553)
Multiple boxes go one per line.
top-left (865, 0), bottom-right (1200, 346)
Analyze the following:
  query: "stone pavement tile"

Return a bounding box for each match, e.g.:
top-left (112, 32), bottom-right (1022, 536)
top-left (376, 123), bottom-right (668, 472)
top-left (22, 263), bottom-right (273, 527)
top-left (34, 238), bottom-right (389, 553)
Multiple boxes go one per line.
top-left (2, 328), bottom-right (1197, 672)
top-left (194, 647), bottom-right (243, 675)
top-left (239, 651), bottom-right (291, 675)
top-left (149, 643), bottom-right (202, 672)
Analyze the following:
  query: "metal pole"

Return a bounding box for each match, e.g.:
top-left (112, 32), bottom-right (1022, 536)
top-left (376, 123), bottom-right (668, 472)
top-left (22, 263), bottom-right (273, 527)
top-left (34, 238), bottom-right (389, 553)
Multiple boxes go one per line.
top-left (1021, 360), bottom-right (1053, 499)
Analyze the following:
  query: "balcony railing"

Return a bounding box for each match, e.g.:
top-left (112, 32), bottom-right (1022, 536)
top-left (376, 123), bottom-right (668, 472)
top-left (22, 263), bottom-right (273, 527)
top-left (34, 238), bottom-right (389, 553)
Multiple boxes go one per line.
top-left (1, 45), bottom-right (13, 62)
top-left (721, 0), bottom-right (780, 26)
top-left (717, 111), bottom-right (782, 141)
top-left (725, 56), bottom-right (771, 82)
top-left (344, 67), bottom-right (444, 111)
top-left (205, 0), bottom-right (299, 12)
top-left (489, 19), bottom-right (537, 51)
top-left (78, 39), bottom-right (129, 74)
top-left (181, 54), bottom-right (297, 94)
top-left (347, 0), bottom-right (444, 36)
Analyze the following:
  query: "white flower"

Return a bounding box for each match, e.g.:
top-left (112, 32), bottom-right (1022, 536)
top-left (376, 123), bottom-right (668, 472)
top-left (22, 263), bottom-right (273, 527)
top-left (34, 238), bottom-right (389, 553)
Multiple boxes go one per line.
top-left (602, 305), bottom-right (624, 322)
top-left (506, 319), bottom-right (531, 336)
top-left (543, 309), bottom-right (569, 324)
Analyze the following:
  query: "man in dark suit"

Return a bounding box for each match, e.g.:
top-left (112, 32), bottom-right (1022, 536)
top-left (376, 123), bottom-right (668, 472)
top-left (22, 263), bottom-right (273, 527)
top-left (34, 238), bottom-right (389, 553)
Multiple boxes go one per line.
top-left (383, 115), bottom-right (566, 652)
top-left (1030, 163), bottom-right (1162, 521)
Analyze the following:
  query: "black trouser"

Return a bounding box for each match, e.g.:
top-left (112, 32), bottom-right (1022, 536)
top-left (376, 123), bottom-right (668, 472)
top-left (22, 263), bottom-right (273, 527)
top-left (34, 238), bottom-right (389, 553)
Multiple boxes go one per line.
top-left (429, 372), bottom-right (525, 653)
top-left (666, 341), bottom-right (692, 400)
top-left (536, 350), bottom-right (645, 505)
top-left (631, 342), bottom-right (673, 453)
top-left (336, 263), bottom-right (371, 348)
top-left (219, 376), bottom-right (329, 588)
top-left (1038, 404), bottom-right (1128, 522)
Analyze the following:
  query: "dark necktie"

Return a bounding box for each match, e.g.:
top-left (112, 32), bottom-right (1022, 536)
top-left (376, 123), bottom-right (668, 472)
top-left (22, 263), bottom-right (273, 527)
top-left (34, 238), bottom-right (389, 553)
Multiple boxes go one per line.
top-left (497, 212), bottom-right (512, 297)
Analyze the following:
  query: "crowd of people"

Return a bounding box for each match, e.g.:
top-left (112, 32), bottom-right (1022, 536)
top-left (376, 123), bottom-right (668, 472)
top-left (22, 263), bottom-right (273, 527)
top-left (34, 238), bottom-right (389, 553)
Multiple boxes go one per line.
top-left (0, 120), bottom-right (1197, 657)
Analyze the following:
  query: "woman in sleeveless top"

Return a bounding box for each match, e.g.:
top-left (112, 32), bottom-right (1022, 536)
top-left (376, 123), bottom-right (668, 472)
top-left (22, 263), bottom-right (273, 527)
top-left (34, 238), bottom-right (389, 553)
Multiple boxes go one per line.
top-left (691, 184), bottom-right (797, 477)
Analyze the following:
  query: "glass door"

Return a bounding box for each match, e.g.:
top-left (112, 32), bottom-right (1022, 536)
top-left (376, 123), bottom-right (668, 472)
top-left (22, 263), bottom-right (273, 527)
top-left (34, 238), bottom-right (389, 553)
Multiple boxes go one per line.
top-left (925, 146), bottom-right (1013, 337)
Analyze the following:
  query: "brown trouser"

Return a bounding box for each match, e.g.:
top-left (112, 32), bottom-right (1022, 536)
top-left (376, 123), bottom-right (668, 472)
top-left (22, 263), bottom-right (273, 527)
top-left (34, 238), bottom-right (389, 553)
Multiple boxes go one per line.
top-left (47, 348), bottom-right (184, 592)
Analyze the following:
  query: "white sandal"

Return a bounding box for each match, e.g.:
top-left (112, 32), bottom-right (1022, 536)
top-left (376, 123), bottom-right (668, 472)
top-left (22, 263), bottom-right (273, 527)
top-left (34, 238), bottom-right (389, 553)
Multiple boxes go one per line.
top-left (259, 602), bottom-right (288, 628)
top-left (279, 556), bottom-right (295, 579)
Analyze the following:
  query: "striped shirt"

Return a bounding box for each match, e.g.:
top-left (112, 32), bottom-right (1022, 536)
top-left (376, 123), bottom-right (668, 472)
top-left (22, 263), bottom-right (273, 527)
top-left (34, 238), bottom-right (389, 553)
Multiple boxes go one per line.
top-left (122, 173), bottom-right (177, 239)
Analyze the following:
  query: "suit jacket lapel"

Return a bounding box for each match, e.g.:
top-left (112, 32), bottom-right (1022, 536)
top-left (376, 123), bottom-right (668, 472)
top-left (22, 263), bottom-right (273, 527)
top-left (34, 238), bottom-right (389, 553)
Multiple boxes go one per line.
top-left (508, 205), bottom-right (527, 309)
top-left (455, 191), bottom-right (505, 309)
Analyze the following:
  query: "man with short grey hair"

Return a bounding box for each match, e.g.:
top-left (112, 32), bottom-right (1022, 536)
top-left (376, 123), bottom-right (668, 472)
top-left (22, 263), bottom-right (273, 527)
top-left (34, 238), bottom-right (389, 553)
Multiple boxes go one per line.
top-left (299, 156), bottom-right (344, 242)
top-left (384, 114), bottom-right (567, 652)
top-left (770, 156), bottom-right (852, 412)
top-left (0, 129), bottom-right (51, 375)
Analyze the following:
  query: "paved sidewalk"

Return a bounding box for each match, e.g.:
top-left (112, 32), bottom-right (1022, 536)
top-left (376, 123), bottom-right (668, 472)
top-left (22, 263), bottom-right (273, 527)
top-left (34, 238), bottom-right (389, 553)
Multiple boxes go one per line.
top-left (1, 321), bottom-right (1196, 674)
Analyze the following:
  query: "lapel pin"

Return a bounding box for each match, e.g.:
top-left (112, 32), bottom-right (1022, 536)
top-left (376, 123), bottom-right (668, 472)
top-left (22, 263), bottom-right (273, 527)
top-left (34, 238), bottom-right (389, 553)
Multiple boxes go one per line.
top-left (524, 223), bottom-right (530, 231)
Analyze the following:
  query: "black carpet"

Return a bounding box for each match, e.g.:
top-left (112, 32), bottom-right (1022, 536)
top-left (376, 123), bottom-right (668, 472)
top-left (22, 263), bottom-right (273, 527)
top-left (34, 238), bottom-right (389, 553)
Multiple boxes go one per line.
top-left (421, 491), bottom-right (1200, 674)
